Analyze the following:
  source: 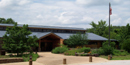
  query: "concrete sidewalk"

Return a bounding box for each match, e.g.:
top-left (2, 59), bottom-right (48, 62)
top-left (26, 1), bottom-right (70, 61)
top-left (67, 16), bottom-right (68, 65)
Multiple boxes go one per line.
top-left (81, 60), bottom-right (130, 65)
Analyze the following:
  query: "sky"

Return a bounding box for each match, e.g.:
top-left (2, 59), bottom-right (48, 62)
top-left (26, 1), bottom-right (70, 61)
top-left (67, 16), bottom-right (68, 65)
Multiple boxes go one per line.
top-left (0, 0), bottom-right (130, 29)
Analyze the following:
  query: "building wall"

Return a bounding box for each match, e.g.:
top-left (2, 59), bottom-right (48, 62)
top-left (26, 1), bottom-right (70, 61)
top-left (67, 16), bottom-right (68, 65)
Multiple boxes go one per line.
top-left (0, 38), bottom-right (3, 50)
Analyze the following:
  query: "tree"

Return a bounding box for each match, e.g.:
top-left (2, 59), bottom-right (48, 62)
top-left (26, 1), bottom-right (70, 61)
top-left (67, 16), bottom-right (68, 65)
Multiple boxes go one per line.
top-left (88, 20), bottom-right (114, 39)
top-left (0, 18), bottom-right (16, 24)
top-left (117, 24), bottom-right (130, 49)
top-left (121, 38), bottom-right (130, 52)
top-left (2, 23), bottom-right (38, 55)
top-left (64, 33), bottom-right (88, 47)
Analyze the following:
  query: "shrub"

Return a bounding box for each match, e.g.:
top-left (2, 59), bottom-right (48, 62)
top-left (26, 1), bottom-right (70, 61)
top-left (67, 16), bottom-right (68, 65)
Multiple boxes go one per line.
top-left (113, 49), bottom-right (128, 56)
top-left (79, 47), bottom-right (90, 53)
top-left (91, 48), bottom-right (104, 55)
top-left (52, 46), bottom-right (68, 54)
top-left (64, 49), bottom-right (82, 56)
top-left (101, 45), bottom-right (114, 55)
top-left (91, 41), bottom-right (115, 55)
top-left (22, 53), bottom-right (39, 61)
top-left (100, 41), bottom-right (115, 55)
top-left (113, 49), bottom-right (121, 56)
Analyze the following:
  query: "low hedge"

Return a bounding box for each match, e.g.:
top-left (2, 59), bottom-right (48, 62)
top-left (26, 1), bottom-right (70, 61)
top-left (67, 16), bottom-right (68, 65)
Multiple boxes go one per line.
top-left (52, 47), bottom-right (68, 54)
top-left (64, 47), bottom-right (90, 56)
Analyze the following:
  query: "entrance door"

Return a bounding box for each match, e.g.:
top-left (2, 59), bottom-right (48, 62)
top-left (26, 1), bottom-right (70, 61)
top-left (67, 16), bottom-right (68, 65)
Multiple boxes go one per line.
top-left (41, 42), bottom-right (53, 51)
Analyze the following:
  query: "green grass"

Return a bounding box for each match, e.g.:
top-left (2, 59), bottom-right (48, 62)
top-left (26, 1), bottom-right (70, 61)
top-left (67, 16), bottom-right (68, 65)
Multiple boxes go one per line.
top-left (100, 54), bottom-right (130, 60)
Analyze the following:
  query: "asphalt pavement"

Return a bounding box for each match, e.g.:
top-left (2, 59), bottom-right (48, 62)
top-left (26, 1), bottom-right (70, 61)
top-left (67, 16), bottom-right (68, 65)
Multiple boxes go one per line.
top-left (81, 60), bottom-right (130, 65)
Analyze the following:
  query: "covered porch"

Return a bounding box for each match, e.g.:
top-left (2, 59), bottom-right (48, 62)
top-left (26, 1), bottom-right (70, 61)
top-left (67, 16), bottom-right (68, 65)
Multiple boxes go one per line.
top-left (38, 33), bottom-right (64, 52)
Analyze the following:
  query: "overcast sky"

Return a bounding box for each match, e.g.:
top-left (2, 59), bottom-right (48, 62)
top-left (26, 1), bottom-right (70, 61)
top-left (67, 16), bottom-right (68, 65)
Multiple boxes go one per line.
top-left (0, 0), bottom-right (130, 29)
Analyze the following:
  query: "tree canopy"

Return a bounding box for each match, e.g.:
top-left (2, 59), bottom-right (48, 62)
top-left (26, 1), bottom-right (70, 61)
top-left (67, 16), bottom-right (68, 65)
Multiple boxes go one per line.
top-left (88, 20), bottom-right (130, 52)
top-left (0, 18), bottom-right (16, 24)
top-left (2, 23), bottom-right (38, 55)
top-left (64, 33), bottom-right (88, 47)
top-left (88, 20), bottom-right (114, 39)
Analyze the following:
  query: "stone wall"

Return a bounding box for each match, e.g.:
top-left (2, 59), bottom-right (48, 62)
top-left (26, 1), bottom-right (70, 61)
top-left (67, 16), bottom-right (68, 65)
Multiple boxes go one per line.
top-left (0, 58), bottom-right (23, 63)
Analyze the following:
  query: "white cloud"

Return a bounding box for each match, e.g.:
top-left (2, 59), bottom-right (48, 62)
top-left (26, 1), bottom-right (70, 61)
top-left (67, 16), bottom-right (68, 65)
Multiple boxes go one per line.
top-left (76, 0), bottom-right (122, 6)
top-left (125, 18), bottom-right (130, 24)
top-left (0, 0), bottom-right (129, 29)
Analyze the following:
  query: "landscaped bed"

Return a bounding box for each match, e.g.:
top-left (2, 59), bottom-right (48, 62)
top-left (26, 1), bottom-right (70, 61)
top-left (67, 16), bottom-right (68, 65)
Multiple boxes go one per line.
top-left (0, 53), bottom-right (39, 62)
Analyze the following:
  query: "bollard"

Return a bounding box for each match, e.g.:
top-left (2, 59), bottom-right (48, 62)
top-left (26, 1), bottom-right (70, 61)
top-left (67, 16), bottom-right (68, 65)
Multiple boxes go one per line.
top-left (63, 58), bottom-right (66, 64)
top-left (29, 55), bottom-right (32, 65)
top-left (108, 55), bottom-right (111, 60)
top-left (89, 55), bottom-right (92, 62)
top-left (108, 55), bottom-right (112, 60)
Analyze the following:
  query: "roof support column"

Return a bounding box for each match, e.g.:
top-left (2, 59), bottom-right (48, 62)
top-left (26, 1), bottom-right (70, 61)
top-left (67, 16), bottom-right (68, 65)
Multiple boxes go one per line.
top-left (38, 39), bottom-right (41, 52)
top-left (60, 39), bottom-right (64, 45)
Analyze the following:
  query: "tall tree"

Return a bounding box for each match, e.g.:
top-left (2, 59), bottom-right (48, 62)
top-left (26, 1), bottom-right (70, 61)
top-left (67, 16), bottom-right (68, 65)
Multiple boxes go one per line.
top-left (2, 23), bottom-right (38, 55)
top-left (117, 24), bottom-right (130, 49)
top-left (88, 20), bottom-right (113, 38)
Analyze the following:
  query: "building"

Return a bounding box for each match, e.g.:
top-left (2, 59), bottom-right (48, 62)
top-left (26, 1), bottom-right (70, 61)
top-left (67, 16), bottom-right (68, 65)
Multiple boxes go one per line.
top-left (0, 24), bottom-right (117, 51)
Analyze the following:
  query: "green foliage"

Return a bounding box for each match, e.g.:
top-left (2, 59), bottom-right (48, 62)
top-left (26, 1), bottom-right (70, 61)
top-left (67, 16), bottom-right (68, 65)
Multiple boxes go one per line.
top-left (64, 33), bottom-right (88, 47)
top-left (121, 38), bottom-right (130, 52)
top-left (0, 18), bottom-right (16, 24)
top-left (88, 20), bottom-right (130, 52)
top-left (52, 45), bottom-right (68, 54)
top-left (2, 23), bottom-right (38, 55)
top-left (113, 50), bottom-right (121, 56)
top-left (117, 24), bottom-right (130, 42)
top-left (100, 41), bottom-right (115, 55)
top-left (79, 47), bottom-right (90, 53)
top-left (88, 20), bottom-right (118, 39)
top-left (91, 41), bottom-right (115, 55)
top-left (22, 53), bottom-right (39, 61)
top-left (112, 50), bottom-right (128, 56)
top-left (64, 47), bottom-right (90, 56)
top-left (91, 48), bottom-right (104, 55)
top-left (64, 49), bottom-right (82, 56)
top-left (88, 20), bottom-right (113, 38)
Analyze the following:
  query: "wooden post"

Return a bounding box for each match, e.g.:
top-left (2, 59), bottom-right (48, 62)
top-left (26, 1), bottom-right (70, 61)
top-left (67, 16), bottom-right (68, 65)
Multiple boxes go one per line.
top-left (29, 55), bottom-right (32, 65)
top-left (108, 55), bottom-right (112, 60)
top-left (63, 58), bottom-right (66, 64)
top-left (89, 55), bottom-right (92, 62)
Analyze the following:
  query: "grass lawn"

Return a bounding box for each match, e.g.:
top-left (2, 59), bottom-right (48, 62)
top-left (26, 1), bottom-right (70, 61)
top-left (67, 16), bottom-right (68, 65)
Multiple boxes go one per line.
top-left (100, 54), bottom-right (130, 60)
top-left (0, 53), bottom-right (39, 61)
